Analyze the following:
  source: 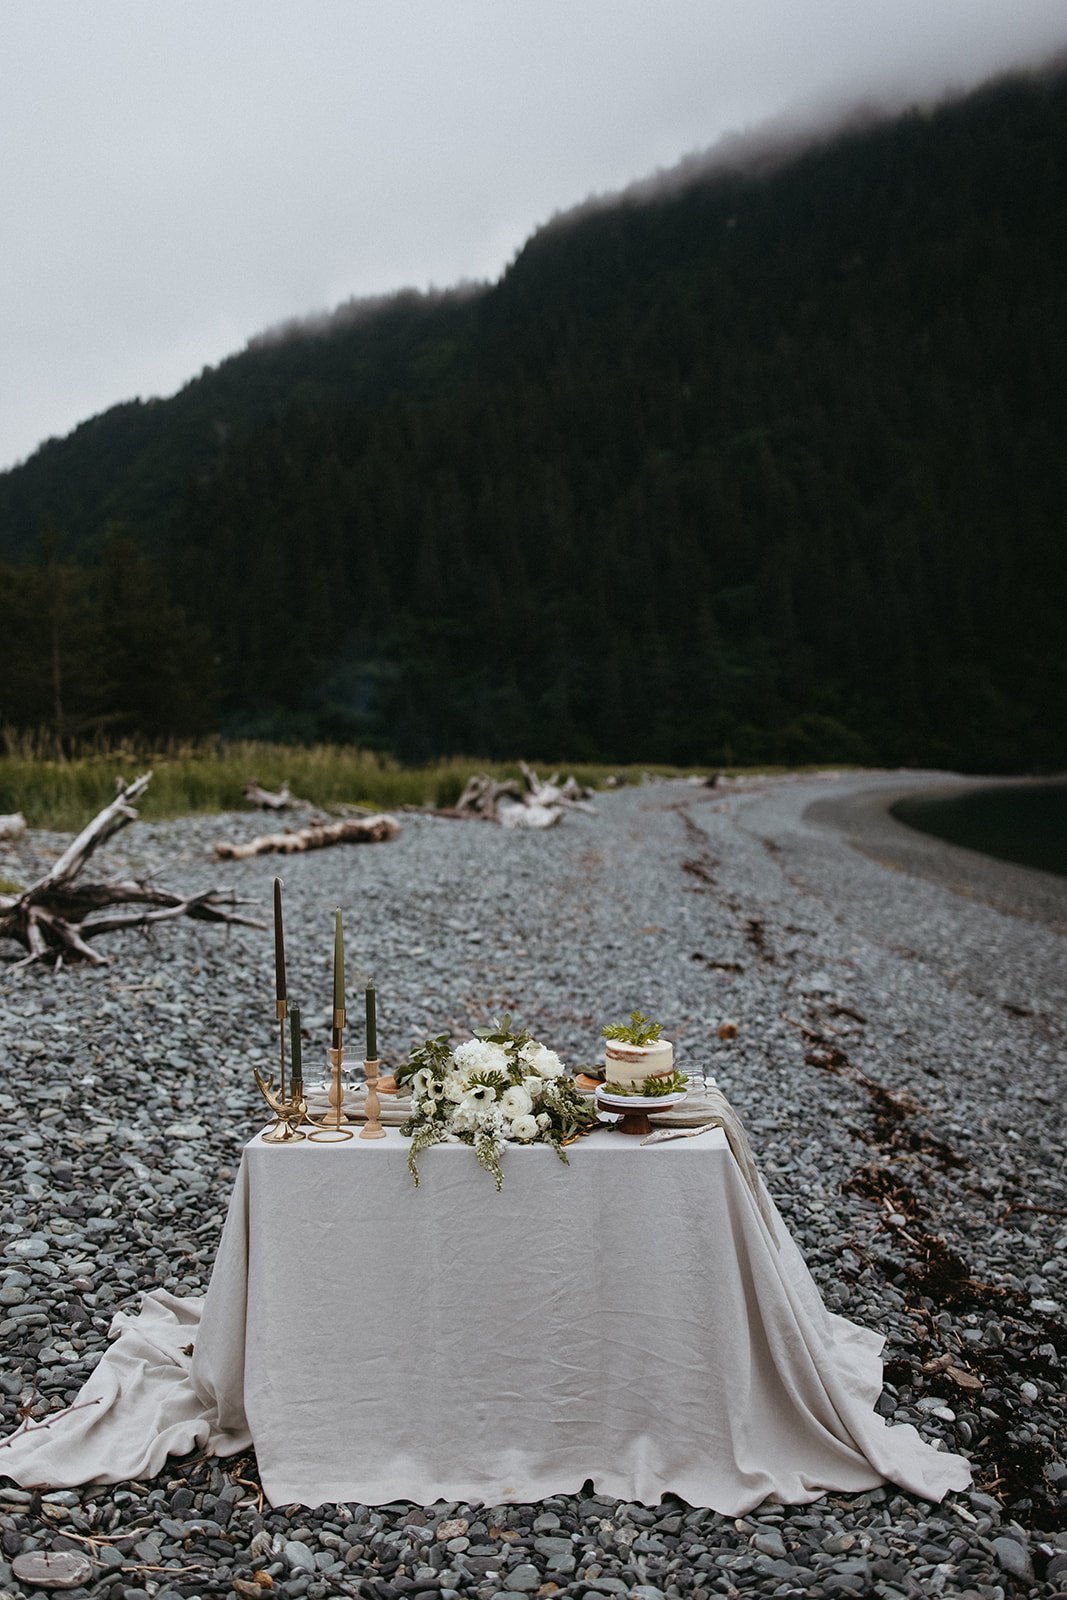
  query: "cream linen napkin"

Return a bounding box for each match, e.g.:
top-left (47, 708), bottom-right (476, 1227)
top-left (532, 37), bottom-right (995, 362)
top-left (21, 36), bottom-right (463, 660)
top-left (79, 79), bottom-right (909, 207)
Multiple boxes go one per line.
top-left (302, 1088), bottom-right (411, 1128)
top-left (649, 1081), bottom-right (779, 1246)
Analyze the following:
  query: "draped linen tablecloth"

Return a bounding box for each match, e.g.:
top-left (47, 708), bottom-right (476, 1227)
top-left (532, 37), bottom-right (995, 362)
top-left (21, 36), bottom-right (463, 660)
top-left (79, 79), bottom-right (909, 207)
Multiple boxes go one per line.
top-left (0, 1128), bottom-right (970, 1511)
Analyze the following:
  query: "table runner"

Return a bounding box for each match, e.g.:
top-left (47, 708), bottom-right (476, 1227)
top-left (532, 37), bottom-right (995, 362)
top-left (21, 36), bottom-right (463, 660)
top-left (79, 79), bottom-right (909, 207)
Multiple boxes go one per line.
top-left (0, 1128), bottom-right (969, 1511)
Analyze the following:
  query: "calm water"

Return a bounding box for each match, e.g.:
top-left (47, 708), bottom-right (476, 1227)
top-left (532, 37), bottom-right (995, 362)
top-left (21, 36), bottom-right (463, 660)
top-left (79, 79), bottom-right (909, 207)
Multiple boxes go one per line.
top-left (891, 782), bottom-right (1067, 878)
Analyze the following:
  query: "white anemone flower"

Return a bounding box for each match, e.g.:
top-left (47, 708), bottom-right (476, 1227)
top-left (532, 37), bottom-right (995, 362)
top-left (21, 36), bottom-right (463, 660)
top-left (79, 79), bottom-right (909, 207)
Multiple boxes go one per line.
top-left (500, 1085), bottom-right (533, 1120)
top-left (462, 1085), bottom-right (497, 1111)
top-left (411, 1067), bottom-right (434, 1096)
top-left (510, 1113), bottom-right (539, 1141)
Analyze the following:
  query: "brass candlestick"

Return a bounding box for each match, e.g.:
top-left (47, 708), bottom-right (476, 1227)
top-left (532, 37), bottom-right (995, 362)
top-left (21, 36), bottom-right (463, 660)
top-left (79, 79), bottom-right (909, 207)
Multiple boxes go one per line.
top-left (308, 1008), bottom-right (354, 1142)
top-left (255, 996), bottom-right (308, 1142)
top-left (360, 1057), bottom-right (386, 1139)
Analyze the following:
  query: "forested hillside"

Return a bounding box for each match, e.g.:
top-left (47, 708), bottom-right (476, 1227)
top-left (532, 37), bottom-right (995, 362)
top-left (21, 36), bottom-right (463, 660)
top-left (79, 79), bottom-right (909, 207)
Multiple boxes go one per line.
top-left (2, 67), bottom-right (1065, 769)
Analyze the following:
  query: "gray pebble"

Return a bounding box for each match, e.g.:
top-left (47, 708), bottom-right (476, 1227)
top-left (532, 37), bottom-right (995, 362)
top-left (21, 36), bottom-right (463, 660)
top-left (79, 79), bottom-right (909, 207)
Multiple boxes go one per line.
top-left (504, 1563), bottom-right (541, 1591)
top-left (11, 1549), bottom-right (93, 1588)
top-left (284, 1539), bottom-right (317, 1572)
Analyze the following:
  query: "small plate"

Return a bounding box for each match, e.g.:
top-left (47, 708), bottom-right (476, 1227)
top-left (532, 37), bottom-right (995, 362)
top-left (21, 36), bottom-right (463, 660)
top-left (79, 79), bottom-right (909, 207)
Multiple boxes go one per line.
top-left (595, 1088), bottom-right (688, 1112)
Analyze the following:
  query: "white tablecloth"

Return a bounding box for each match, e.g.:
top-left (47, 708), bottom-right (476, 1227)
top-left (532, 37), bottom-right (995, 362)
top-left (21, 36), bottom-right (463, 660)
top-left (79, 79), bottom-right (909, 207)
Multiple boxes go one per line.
top-left (0, 1128), bottom-right (970, 1512)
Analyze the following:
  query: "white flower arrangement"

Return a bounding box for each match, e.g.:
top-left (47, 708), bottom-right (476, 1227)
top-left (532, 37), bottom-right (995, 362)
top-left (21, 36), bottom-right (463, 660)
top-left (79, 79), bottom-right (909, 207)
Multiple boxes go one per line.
top-left (397, 1018), bottom-right (596, 1189)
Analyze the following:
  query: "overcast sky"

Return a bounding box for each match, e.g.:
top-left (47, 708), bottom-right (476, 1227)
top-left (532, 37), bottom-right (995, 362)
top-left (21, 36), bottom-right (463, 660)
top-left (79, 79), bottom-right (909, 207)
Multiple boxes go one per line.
top-left (2, 0), bottom-right (1065, 473)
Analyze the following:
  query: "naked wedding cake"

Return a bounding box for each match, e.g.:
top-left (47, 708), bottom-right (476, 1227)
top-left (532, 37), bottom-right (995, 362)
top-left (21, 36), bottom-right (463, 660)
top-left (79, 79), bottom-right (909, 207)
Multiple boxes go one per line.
top-left (603, 1037), bottom-right (674, 1091)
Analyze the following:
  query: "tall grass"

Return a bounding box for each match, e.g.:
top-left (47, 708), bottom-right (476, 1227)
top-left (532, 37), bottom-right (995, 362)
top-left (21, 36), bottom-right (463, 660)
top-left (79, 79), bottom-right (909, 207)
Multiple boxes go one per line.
top-left (0, 729), bottom-right (717, 831)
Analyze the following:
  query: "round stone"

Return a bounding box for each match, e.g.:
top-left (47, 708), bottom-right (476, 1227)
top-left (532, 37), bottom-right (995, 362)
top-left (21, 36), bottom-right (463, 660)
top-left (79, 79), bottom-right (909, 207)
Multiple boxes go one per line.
top-left (12, 1549), bottom-right (94, 1588)
top-left (6, 1236), bottom-right (50, 1259)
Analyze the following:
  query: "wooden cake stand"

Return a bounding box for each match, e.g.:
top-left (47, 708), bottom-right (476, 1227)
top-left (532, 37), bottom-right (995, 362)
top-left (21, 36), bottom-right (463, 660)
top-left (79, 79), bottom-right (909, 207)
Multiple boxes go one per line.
top-left (595, 1087), bottom-right (687, 1137)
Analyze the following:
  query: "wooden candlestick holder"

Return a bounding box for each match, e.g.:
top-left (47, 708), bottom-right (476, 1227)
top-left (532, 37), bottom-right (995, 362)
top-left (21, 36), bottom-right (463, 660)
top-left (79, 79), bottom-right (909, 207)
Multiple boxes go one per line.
top-left (307, 1014), bottom-right (354, 1142)
top-left (360, 1057), bottom-right (386, 1139)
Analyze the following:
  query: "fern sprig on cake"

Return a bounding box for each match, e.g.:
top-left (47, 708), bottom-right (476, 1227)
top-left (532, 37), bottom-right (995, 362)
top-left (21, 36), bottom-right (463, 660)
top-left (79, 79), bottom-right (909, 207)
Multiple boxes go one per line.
top-left (602, 1010), bottom-right (663, 1046)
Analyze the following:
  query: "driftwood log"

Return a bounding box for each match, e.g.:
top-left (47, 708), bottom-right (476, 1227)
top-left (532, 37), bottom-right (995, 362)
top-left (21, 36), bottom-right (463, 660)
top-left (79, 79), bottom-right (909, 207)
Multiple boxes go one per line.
top-left (214, 813), bottom-right (400, 860)
top-left (0, 773), bottom-right (262, 968)
top-left (242, 780), bottom-right (312, 811)
top-left (449, 764), bottom-right (597, 828)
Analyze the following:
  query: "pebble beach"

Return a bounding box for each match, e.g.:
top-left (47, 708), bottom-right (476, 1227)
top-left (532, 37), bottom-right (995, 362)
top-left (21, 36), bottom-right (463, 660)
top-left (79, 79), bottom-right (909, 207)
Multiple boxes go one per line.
top-left (0, 770), bottom-right (1064, 1599)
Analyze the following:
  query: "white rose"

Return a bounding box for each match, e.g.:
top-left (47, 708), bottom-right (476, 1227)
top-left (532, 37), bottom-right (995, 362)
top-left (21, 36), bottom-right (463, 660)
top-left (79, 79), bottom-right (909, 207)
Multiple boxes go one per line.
top-left (501, 1085), bottom-right (533, 1119)
top-left (529, 1047), bottom-right (564, 1079)
top-left (522, 1075), bottom-right (544, 1101)
top-left (536, 1112), bottom-right (551, 1129)
top-left (510, 1113), bottom-right (539, 1141)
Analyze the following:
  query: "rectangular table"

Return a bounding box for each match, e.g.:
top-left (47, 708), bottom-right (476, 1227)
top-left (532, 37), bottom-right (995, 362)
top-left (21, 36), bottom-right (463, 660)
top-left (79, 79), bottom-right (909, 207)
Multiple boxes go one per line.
top-left (180, 1126), bottom-right (969, 1511)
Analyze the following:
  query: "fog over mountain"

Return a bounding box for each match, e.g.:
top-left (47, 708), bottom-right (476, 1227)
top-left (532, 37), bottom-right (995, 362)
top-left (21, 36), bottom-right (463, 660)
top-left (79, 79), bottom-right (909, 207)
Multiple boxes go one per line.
top-left (2, 0), bottom-right (1066, 469)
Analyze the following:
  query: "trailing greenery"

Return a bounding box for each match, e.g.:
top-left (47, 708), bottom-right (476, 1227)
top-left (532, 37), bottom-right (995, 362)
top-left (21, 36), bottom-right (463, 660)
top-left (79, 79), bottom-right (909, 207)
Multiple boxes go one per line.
top-left (603, 1010), bottom-right (664, 1046)
top-left (2, 69), bottom-right (1066, 771)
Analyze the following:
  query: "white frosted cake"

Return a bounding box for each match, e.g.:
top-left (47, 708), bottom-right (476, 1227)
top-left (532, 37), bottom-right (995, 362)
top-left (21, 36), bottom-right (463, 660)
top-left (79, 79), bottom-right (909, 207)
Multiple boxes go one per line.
top-left (604, 1038), bottom-right (674, 1091)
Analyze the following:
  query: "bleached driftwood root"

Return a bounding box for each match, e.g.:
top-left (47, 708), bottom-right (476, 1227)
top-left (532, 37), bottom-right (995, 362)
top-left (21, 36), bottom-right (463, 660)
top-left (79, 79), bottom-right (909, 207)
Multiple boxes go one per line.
top-left (0, 773), bottom-right (262, 967)
top-left (214, 813), bottom-right (400, 860)
top-left (452, 774), bottom-right (524, 822)
top-left (448, 764), bottom-right (597, 828)
top-left (242, 780), bottom-right (310, 811)
top-left (498, 798), bottom-right (562, 830)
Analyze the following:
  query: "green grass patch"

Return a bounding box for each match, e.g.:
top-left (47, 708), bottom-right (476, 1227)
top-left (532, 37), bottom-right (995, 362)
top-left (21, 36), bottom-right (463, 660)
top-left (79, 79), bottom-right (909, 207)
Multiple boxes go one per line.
top-left (0, 730), bottom-right (858, 831)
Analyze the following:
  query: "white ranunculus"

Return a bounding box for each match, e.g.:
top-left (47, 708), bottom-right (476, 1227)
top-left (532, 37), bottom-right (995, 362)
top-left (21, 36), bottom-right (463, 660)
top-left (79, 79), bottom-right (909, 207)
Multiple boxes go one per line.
top-left (529, 1046), bottom-right (565, 1079)
top-left (501, 1085), bottom-right (533, 1119)
top-left (510, 1113), bottom-right (539, 1141)
top-left (522, 1075), bottom-right (544, 1101)
top-left (536, 1112), bottom-right (551, 1129)
top-left (453, 1039), bottom-right (508, 1075)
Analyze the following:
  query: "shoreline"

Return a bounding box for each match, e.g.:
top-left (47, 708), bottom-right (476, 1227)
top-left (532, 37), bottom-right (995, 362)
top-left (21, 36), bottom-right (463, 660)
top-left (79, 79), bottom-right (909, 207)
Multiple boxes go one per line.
top-left (801, 770), bottom-right (1067, 935)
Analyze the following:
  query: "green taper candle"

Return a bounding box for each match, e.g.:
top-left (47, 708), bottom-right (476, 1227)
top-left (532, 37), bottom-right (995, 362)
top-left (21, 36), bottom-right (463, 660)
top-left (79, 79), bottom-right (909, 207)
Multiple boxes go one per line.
top-left (365, 981), bottom-right (377, 1060)
top-left (290, 1004), bottom-right (303, 1089)
top-left (273, 878), bottom-right (286, 1005)
top-left (333, 908), bottom-right (345, 1017)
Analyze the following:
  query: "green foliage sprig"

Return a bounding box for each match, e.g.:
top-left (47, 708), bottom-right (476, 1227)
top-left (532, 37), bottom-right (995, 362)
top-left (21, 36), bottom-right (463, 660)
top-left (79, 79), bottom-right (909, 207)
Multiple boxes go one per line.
top-left (603, 1067), bottom-right (688, 1098)
top-left (603, 1010), bottom-right (663, 1046)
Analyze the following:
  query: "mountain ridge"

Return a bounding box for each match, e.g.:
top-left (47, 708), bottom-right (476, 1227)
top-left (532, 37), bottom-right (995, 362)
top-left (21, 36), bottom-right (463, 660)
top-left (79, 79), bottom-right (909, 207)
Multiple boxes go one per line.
top-left (2, 64), bottom-right (1065, 771)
